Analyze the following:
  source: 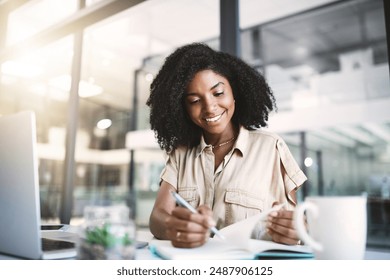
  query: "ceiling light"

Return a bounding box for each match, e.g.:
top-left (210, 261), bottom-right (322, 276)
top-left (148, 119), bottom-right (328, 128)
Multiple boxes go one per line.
top-left (304, 157), bottom-right (313, 167)
top-left (145, 73), bottom-right (154, 82)
top-left (97, 118), bottom-right (112, 130)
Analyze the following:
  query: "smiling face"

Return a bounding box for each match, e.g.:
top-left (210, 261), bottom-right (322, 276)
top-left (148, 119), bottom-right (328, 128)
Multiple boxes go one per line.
top-left (184, 70), bottom-right (236, 140)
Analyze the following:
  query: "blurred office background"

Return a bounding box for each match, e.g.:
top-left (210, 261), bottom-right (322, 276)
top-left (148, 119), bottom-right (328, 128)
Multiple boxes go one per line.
top-left (0, 0), bottom-right (389, 249)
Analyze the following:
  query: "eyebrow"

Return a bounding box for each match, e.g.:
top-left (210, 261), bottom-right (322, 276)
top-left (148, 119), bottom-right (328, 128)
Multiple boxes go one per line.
top-left (186, 81), bottom-right (225, 96)
top-left (210, 81), bottom-right (224, 90)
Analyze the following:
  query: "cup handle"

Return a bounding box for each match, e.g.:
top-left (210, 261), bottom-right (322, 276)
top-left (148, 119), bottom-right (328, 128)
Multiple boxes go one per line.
top-left (294, 202), bottom-right (323, 251)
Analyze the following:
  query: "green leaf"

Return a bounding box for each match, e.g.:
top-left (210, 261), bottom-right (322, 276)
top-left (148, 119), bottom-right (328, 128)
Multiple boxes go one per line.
top-left (85, 224), bottom-right (133, 248)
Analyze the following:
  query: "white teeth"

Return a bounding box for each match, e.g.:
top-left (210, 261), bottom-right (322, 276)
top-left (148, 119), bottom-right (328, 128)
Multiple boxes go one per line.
top-left (206, 113), bottom-right (223, 122)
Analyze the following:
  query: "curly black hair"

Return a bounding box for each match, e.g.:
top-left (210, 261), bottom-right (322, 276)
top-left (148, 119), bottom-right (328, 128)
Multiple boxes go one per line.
top-left (146, 42), bottom-right (276, 152)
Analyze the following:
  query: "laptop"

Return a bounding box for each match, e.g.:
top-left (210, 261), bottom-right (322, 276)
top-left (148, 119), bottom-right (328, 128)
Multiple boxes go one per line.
top-left (0, 111), bottom-right (77, 259)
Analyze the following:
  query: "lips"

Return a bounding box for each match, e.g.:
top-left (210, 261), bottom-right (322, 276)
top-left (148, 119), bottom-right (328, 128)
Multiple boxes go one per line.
top-left (204, 111), bottom-right (225, 123)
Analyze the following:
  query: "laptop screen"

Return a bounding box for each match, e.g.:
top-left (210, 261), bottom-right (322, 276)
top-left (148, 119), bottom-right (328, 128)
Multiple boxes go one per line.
top-left (0, 111), bottom-right (44, 259)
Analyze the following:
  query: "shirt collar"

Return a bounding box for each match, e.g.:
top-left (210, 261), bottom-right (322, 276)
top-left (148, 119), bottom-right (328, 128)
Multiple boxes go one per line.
top-left (234, 125), bottom-right (248, 157)
top-left (196, 135), bottom-right (209, 157)
top-left (195, 125), bottom-right (249, 157)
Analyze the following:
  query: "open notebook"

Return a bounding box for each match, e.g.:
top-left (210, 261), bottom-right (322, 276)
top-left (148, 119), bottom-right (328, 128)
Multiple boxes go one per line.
top-left (0, 111), bottom-right (77, 259)
top-left (149, 210), bottom-right (314, 260)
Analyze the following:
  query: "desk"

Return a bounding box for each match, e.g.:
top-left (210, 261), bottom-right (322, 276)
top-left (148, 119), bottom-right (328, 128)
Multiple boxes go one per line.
top-left (1, 229), bottom-right (389, 260)
top-left (136, 230), bottom-right (390, 260)
top-left (364, 249), bottom-right (390, 260)
top-left (137, 247), bottom-right (390, 260)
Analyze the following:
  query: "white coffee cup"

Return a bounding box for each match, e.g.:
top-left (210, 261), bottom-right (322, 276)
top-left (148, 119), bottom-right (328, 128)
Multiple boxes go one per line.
top-left (294, 196), bottom-right (367, 260)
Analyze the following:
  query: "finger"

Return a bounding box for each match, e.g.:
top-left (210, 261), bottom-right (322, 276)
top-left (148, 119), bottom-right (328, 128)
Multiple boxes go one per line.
top-left (197, 205), bottom-right (216, 227)
top-left (172, 206), bottom-right (214, 229)
top-left (269, 209), bottom-right (293, 220)
top-left (267, 219), bottom-right (299, 240)
top-left (171, 239), bottom-right (208, 248)
top-left (165, 215), bottom-right (209, 233)
top-left (272, 201), bottom-right (281, 207)
top-left (268, 216), bottom-right (293, 229)
top-left (166, 229), bottom-right (209, 248)
top-left (171, 206), bottom-right (194, 219)
top-left (166, 228), bottom-right (208, 240)
top-left (268, 211), bottom-right (294, 227)
top-left (197, 205), bottom-right (213, 216)
top-left (267, 227), bottom-right (299, 245)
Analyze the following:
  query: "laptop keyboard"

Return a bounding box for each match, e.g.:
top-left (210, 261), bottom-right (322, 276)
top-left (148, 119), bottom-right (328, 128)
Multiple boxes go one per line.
top-left (41, 238), bottom-right (75, 251)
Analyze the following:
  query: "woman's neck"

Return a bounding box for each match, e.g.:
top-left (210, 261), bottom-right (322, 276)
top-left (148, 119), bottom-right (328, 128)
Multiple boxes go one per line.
top-left (204, 123), bottom-right (238, 147)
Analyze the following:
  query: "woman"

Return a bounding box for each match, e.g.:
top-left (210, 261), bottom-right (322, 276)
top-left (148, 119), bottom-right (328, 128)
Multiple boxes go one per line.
top-left (146, 43), bottom-right (307, 248)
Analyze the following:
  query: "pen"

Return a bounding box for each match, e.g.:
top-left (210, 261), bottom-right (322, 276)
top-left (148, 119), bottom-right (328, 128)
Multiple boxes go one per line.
top-left (171, 191), bottom-right (226, 240)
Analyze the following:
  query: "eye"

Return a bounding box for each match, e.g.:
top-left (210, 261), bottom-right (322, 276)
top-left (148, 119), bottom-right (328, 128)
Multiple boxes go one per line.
top-left (188, 98), bottom-right (200, 105)
top-left (214, 91), bottom-right (224, 97)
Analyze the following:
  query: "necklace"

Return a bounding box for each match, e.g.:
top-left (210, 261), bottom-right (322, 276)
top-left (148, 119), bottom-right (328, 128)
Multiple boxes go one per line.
top-left (211, 136), bottom-right (236, 150)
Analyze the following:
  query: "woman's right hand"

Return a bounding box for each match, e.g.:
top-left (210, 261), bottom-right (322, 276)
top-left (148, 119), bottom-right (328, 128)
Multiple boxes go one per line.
top-left (165, 205), bottom-right (215, 248)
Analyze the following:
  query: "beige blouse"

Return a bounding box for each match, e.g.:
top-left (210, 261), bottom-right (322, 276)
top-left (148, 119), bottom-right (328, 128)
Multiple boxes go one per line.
top-left (160, 126), bottom-right (307, 236)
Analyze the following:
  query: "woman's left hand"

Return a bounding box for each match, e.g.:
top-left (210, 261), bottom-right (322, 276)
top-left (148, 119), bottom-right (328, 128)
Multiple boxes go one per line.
top-left (266, 205), bottom-right (301, 245)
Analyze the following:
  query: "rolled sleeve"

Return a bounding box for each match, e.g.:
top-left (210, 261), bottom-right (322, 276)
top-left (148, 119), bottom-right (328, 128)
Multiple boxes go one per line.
top-left (276, 138), bottom-right (307, 204)
top-left (160, 151), bottom-right (179, 190)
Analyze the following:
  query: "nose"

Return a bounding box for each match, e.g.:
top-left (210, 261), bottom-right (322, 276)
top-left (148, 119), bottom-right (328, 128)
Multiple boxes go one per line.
top-left (202, 96), bottom-right (217, 114)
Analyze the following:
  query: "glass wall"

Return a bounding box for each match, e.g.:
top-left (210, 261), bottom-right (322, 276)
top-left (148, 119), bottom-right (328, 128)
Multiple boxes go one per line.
top-left (0, 0), bottom-right (221, 227)
top-left (0, 34), bottom-right (74, 221)
top-left (241, 0), bottom-right (389, 248)
top-left (72, 0), bottom-right (221, 226)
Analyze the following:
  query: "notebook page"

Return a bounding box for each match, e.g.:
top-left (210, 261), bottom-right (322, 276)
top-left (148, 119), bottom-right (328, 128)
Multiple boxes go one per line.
top-left (219, 212), bottom-right (265, 249)
top-left (218, 205), bottom-right (285, 249)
